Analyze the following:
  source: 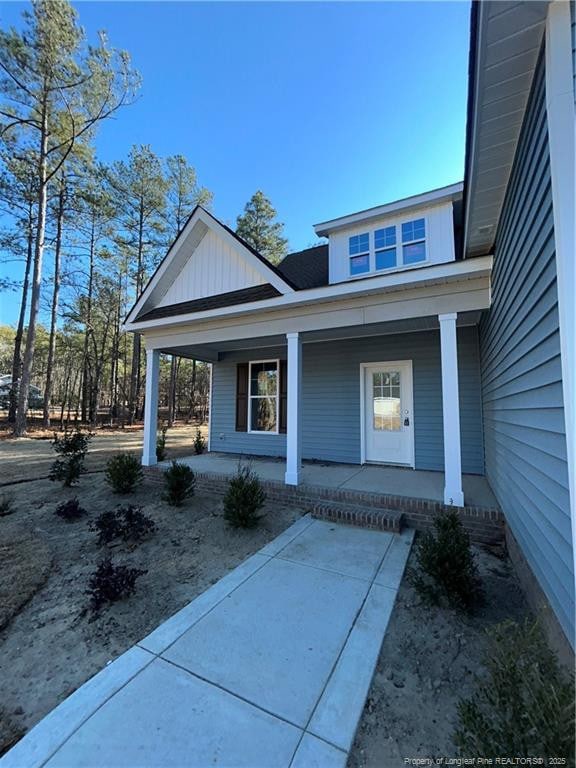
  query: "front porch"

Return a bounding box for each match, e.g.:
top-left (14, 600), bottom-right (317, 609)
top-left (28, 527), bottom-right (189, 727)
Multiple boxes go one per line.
top-left (146, 451), bottom-right (503, 544)
top-left (158, 452), bottom-right (498, 509)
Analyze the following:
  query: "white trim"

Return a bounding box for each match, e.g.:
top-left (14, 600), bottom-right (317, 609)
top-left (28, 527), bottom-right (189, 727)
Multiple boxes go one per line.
top-left (439, 313), bottom-right (464, 506)
top-left (124, 256), bottom-right (493, 333)
top-left (284, 333), bottom-right (302, 486)
top-left (125, 207), bottom-right (294, 325)
top-left (247, 358), bottom-right (280, 435)
top-left (359, 360), bottom-right (415, 468)
top-left (142, 348), bottom-right (160, 467)
top-left (207, 362), bottom-right (213, 452)
top-left (314, 182), bottom-right (463, 237)
top-left (144, 278), bottom-right (491, 352)
top-left (545, 0), bottom-right (576, 583)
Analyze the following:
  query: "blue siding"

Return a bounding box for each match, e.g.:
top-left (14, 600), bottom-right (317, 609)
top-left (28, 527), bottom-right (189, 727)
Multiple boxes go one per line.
top-left (479, 55), bottom-right (574, 643)
top-left (210, 327), bottom-right (484, 474)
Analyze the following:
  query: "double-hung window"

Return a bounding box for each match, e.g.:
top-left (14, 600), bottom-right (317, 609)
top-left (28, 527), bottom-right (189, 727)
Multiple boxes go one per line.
top-left (374, 226), bottom-right (397, 270)
top-left (248, 360), bottom-right (279, 433)
top-left (349, 233), bottom-right (370, 276)
top-left (401, 218), bottom-right (426, 264)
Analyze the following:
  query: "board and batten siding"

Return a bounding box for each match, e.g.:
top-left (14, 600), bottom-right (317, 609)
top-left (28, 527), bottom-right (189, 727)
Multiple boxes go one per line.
top-left (328, 202), bottom-right (456, 285)
top-left (209, 327), bottom-right (484, 475)
top-left (479, 55), bottom-right (574, 643)
top-left (158, 229), bottom-right (265, 308)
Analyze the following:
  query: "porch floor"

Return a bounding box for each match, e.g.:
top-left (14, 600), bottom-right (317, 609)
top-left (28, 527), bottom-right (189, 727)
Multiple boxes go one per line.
top-left (160, 452), bottom-right (498, 509)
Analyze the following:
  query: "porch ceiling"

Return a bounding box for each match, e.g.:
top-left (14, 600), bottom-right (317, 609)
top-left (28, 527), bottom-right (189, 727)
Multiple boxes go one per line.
top-left (158, 310), bottom-right (482, 361)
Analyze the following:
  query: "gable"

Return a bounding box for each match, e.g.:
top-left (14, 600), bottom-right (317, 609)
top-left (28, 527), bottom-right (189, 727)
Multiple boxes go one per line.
top-left (126, 206), bottom-right (294, 325)
top-left (157, 229), bottom-right (266, 308)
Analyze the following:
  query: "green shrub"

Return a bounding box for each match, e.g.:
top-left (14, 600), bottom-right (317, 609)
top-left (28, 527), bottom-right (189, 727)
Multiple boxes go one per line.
top-left (163, 461), bottom-right (195, 507)
top-left (105, 453), bottom-right (143, 494)
top-left (0, 493), bottom-right (15, 517)
top-left (90, 505), bottom-right (156, 545)
top-left (223, 464), bottom-right (266, 529)
top-left (49, 428), bottom-right (92, 487)
top-left (407, 507), bottom-right (482, 611)
top-left (454, 619), bottom-right (575, 761)
top-left (193, 428), bottom-right (206, 455)
top-left (54, 498), bottom-right (86, 521)
top-left (156, 426), bottom-right (168, 461)
top-left (86, 557), bottom-right (146, 612)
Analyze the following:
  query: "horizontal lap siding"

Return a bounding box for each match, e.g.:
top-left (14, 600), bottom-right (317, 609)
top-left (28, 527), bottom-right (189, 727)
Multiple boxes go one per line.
top-left (479, 56), bottom-right (574, 643)
top-left (210, 328), bottom-right (484, 474)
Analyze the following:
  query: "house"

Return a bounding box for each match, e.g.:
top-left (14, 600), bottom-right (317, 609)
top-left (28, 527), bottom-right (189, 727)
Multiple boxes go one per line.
top-left (124, 1), bottom-right (575, 653)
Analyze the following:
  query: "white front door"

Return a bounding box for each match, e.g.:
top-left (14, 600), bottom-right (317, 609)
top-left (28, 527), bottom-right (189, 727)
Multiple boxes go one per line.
top-left (362, 361), bottom-right (414, 466)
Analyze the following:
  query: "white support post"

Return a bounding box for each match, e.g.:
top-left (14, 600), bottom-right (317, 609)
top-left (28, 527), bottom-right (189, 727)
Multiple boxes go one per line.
top-left (284, 332), bottom-right (302, 486)
top-left (439, 313), bottom-right (464, 506)
top-left (142, 347), bottom-right (160, 467)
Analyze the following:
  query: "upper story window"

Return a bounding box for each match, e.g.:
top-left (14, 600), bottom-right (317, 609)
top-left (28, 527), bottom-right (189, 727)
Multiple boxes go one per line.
top-left (374, 226), bottom-right (397, 270)
top-left (401, 218), bottom-right (426, 264)
top-left (349, 233), bottom-right (370, 275)
top-left (347, 217), bottom-right (428, 277)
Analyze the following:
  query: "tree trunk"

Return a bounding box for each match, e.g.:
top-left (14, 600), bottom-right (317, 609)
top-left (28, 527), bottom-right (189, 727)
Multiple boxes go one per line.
top-left (8, 202), bottom-right (34, 423)
top-left (167, 355), bottom-right (177, 426)
top-left (81, 216), bottom-right (95, 423)
top-left (128, 202), bottom-right (145, 424)
top-left (43, 175), bottom-right (65, 427)
top-left (15, 98), bottom-right (49, 437)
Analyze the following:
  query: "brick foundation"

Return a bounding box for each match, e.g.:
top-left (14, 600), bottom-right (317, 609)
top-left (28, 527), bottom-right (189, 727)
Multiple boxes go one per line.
top-left (144, 464), bottom-right (504, 545)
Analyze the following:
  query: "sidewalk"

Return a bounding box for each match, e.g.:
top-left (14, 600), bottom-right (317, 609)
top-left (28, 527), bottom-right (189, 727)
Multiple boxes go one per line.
top-left (2, 515), bottom-right (414, 768)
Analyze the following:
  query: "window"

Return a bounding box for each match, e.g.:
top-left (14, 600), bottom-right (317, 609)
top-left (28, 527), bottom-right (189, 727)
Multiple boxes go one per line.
top-left (372, 371), bottom-right (401, 431)
top-left (248, 361), bottom-right (278, 432)
top-left (375, 226), bottom-right (397, 270)
top-left (401, 218), bottom-right (426, 265)
top-left (349, 232), bottom-right (370, 275)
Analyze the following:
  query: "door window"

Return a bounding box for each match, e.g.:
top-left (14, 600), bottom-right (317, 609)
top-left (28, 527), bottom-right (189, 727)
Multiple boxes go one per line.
top-left (372, 371), bottom-right (401, 431)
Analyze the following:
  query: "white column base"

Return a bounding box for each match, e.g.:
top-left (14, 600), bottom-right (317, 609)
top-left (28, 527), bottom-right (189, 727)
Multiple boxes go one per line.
top-left (284, 469), bottom-right (301, 486)
top-left (444, 487), bottom-right (464, 507)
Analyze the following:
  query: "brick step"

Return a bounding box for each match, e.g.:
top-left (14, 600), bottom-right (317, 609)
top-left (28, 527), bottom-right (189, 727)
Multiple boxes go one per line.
top-left (312, 501), bottom-right (404, 533)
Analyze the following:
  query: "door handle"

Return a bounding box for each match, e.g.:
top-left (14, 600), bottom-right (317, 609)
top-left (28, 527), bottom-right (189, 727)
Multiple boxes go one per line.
top-left (404, 417), bottom-right (410, 426)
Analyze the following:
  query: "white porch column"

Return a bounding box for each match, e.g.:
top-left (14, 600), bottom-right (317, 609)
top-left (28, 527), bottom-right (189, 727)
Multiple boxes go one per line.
top-left (284, 332), bottom-right (302, 486)
top-left (439, 313), bottom-right (464, 506)
top-left (142, 347), bottom-right (160, 467)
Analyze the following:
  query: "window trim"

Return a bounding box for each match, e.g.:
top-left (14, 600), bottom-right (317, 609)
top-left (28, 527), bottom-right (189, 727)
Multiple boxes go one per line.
top-left (247, 358), bottom-right (280, 435)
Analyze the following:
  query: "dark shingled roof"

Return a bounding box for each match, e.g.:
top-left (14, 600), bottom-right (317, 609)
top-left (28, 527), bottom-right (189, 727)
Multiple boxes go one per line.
top-left (277, 244), bottom-right (329, 289)
top-left (136, 284), bottom-right (281, 322)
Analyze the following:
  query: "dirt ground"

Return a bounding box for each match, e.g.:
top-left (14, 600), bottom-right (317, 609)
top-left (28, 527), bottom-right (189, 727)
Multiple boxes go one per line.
top-left (348, 544), bottom-right (530, 767)
top-left (0, 423), bottom-right (205, 484)
top-left (0, 429), bottom-right (537, 765)
top-left (0, 471), bottom-right (305, 754)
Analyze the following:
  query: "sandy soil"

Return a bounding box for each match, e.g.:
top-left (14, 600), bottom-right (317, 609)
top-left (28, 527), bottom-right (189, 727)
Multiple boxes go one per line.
top-left (0, 423), bottom-right (206, 484)
top-left (0, 471), bottom-right (304, 753)
top-left (348, 544), bottom-right (530, 768)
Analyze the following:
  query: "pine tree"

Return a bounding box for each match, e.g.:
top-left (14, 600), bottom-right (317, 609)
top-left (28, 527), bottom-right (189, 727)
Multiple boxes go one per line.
top-left (0, 0), bottom-right (139, 435)
top-left (236, 190), bottom-right (288, 265)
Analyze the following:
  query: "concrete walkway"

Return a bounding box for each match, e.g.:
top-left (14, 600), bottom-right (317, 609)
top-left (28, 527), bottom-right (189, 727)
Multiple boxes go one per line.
top-left (2, 516), bottom-right (414, 768)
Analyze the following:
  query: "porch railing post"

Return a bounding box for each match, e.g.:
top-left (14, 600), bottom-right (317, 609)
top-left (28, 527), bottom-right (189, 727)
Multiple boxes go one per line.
top-left (439, 313), bottom-right (464, 506)
top-left (142, 347), bottom-right (160, 467)
top-left (285, 332), bottom-right (302, 486)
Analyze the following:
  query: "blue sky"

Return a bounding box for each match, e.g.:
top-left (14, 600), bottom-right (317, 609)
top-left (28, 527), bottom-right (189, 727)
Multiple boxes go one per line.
top-left (0, 1), bottom-right (470, 325)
